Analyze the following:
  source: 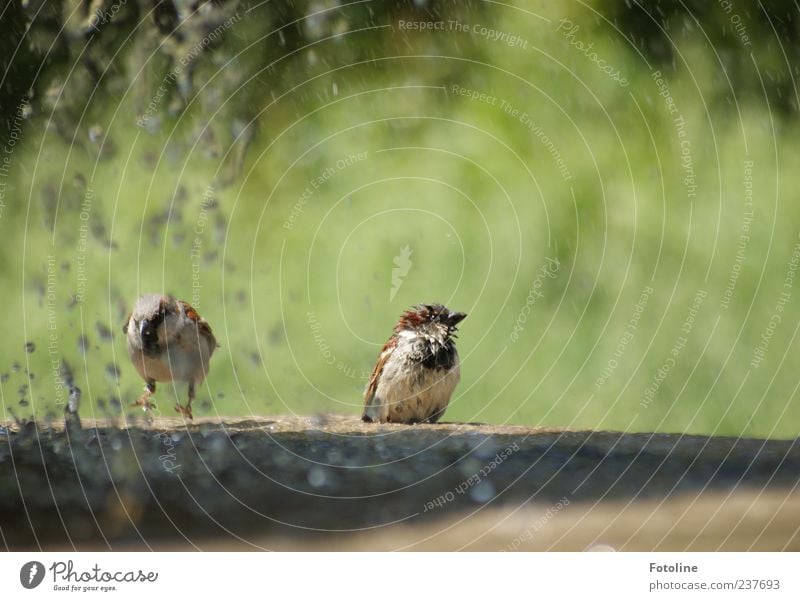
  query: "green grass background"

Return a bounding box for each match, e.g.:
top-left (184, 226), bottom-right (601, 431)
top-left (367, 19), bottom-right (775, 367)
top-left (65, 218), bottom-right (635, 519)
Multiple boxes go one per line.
top-left (2, 1), bottom-right (799, 438)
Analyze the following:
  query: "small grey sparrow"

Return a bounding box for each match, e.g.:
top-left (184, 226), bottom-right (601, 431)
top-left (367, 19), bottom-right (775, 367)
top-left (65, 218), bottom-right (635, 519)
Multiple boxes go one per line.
top-left (123, 293), bottom-right (216, 419)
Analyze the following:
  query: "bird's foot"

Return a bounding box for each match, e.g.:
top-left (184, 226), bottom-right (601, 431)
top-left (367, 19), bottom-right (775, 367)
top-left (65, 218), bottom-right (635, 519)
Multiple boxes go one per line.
top-left (131, 393), bottom-right (156, 411)
top-left (174, 403), bottom-right (193, 420)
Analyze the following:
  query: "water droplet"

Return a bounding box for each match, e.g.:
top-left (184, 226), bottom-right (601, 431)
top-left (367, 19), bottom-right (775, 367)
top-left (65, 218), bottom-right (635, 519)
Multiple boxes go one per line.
top-left (307, 466), bottom-right (328, 488)
top-left (88, 124), bottom-right (103, 143)
top-left (95, 322), bottom-right (112, 341)
top-left (67, 386), bottom-right (81, 413)
top-left (469, 480), bottom-right (495, 504)
top-left (105, 363), bottom-right (120, 381)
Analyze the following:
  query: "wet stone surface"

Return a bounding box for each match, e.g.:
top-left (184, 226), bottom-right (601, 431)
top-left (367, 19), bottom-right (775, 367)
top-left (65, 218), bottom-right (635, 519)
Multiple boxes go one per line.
top-left (0, 416), bottom-right (798, 549)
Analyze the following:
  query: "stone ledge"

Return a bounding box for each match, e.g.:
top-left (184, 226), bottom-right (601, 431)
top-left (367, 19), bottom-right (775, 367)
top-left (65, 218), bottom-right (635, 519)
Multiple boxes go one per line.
top-left (1, 416), bottom-right (797, 550)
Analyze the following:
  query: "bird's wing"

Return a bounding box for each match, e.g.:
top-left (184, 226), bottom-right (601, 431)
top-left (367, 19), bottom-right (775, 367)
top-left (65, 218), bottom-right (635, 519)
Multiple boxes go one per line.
top-left (178, 300), bottom-right (217, 348)
top-left (363, 336), bottom-right (396, 421)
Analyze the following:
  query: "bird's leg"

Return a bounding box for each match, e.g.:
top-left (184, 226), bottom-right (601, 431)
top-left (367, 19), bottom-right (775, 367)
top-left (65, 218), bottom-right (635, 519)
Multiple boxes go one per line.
top-left (175, 381), bottom-right (195, 420)
top-left (132, 380), bottom-right (157, 411)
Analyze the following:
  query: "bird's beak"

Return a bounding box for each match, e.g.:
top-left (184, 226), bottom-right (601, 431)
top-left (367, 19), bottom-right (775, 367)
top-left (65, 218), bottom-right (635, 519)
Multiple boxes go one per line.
top-left (140, 319), bottom-right (157, 344)
top-left (448, 311), bottom-right (467, 326)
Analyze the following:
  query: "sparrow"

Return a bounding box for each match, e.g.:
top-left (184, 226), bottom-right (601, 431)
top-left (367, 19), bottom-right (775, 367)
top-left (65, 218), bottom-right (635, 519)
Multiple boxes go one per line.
top-left (123, 293), bottom-right (216, 420)
top-left (362, 303), bottom-right (466, 424)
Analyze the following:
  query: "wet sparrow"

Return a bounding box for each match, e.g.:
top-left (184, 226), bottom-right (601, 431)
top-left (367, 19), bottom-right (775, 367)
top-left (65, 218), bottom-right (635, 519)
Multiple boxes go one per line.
top-left (363, 303), bottom-right (466, 424)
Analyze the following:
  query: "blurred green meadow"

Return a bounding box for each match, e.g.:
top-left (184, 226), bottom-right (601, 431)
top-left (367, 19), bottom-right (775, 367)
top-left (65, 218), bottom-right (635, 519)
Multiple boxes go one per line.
top-left (1, 1), bottom-right (799, 437)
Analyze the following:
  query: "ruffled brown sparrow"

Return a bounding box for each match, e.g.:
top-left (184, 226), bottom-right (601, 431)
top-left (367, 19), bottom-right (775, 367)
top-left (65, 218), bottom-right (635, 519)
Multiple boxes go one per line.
top-left (363, 303), bottom-right (466, 424)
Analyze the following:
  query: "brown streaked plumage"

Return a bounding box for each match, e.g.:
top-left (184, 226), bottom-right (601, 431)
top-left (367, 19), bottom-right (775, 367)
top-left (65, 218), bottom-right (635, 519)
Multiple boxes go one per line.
top-left (363, 303), bottom-right (466, 424)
